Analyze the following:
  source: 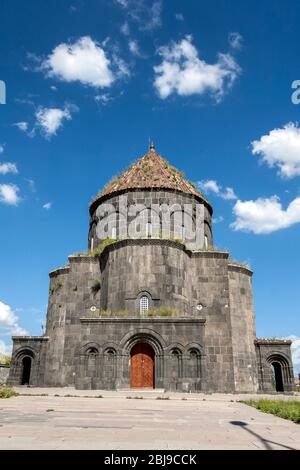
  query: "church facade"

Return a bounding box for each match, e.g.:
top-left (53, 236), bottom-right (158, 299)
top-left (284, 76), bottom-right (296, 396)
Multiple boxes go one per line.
top-left (8, 146), bottom-right (295, 393)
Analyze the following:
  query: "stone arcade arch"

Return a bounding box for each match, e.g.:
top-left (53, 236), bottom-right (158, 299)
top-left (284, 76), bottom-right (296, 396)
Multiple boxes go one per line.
top-left (187, 348), bottom-right (201, 379)
top-left (266, 354), bottom-right (292, 392)
top-left (85, 346), bottom-right (99, 374)
top-left (121, 330), bottom-right (165, 390)
top-left (14, 349), bottom-right (35, 386)
top-left (169, 348), bottom-right (183, 383)
top-left (103, 347), bottom-right (117, 386)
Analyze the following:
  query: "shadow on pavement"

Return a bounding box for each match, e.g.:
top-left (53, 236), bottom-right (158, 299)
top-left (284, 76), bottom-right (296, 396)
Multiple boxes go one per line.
top-left (230, 421), bottom-right (296, 450)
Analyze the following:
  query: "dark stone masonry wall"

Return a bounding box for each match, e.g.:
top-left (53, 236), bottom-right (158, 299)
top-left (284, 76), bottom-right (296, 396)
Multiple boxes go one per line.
top-left (228, 265), bottom-right (258, 392)
top-left (45, 257), bottom-right (100, 386)
top-left (8, 203), bottom-right (295, 392)
top-left (190, 252), bottom-right (235, 392)
top-left (88, 189), bottom-right (213, 251)
top-left (100, 240), bottom-right (192, 314)
top-left (8, 238), bottom-right (296, 392)
top-left (76, 318), bottom-right (205, 392)
top-left (8, 337), bottom-right (48, 386)
top-left (255, 339), bottom-right (294, 393)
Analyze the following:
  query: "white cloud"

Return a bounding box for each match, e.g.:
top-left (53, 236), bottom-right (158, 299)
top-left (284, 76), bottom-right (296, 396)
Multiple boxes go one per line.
top-left (43, 202), bottom-right (52, 210)
top-left (213, 216), bottom-right (224, 224)
top-left (143, 1), bottom-right (162, 30)
top-left (35, 105), bottom-right (76, 138)
top-left (0, 184), bottom-right (21, 206)
top-left (14, 121), bottom-right (29, 132)
top-left (175, 13), bottom-right (184, 21)
top-left (0, 301), bottom-right (27, 336)
top-left (129, 40), bottom-right (141, 56)
top-left (14, 97), bottom-right (35, 106)
top-left (282, 336), bottom-right (300, 374)
top-left (198, 179), bottom-right (238, 200)
top-left (116, 0), bottom-right (162, 31)
top-left (14, 105), bottom-right (77, 140)
top-left (231, 195), bottom-right (300, 234)
top-left (13, 121), bottom-right (35, 138)
top-left (0, 144), bottom-right (4, 153)
top-left (0, 340), bottom-right (12, 356)
top-left (115, 0), bottom-right (128, 6)
top-left (228, 32), bottom-right (243, 50)
top-left (199, 179), bottom-right (220, 194)
top-left (0, 162), bottom-right (18, 175)
top-left (112, 54), bottom-right (130, 78)
top-left (154, 35), bottom-right (240, 101)
top-left (26, 178), bottom-right (36, 192)
top-left (50, 85), bottom-right (57, 91)
top-left (222, 187), bottom-right (237, 200)
top-left (252, 122), bottom-right (300, 179)
top-left (120, 21), bottom-right (130, 36)
top-left (288, 336), bottom-right (300, 373)
top-left (41, 36), bottom-right (116, 88)
top-left (95, 93), bottom-right (111, 105)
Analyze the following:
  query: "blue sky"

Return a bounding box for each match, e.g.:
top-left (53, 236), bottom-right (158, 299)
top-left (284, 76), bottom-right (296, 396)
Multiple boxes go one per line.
top-left (0, 0), bottom-right (299, 371)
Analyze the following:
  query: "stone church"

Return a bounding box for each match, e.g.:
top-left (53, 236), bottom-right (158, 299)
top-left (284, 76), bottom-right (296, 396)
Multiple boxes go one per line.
top-left (8, 145), bottom-right (295, 393)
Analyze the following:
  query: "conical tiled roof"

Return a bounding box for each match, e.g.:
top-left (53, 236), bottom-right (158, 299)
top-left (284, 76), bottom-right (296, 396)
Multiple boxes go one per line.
top-left (96, 145), bottom-right (209, 204)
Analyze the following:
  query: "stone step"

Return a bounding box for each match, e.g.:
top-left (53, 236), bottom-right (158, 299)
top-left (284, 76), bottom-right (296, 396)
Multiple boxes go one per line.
top-left (116, 388), bottom-right (165, 394)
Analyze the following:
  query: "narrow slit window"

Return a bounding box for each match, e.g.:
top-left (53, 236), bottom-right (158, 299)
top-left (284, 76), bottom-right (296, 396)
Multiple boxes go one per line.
top-left (204, 235), bottom-right (208, 248)
top-left (140, 295), bottom-right (149, 314)
top-left (146, 222), bottom-right (152, 237)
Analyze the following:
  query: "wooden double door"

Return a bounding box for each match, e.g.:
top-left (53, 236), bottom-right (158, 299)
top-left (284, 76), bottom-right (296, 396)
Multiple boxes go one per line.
top-left (130, 342), bottom-right (155, 388)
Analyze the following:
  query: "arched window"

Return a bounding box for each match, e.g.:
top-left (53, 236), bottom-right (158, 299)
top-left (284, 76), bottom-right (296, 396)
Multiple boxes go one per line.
top-left (170, 348), bottom-right (182, 379)
top-left (104, 348), bottom-right (117, 380)
top-left (86, 347), bottom-right (98, 356)
top-left (105, 348), bottom-right (116, 356)
top-left (188, 349), bottom-right (201, 378)
top-left (140, 295), bottom-right (149, 315)
top-left (85, 347), bottom-right (98, 375)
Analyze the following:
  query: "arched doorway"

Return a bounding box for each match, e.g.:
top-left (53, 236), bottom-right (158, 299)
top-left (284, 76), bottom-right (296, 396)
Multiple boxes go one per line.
top-left (271, 361), bottom-right (284, 392)
top-left (130, 342), bottom-right (154, 388)
top-left (21, 356), bottom-right (32, 385)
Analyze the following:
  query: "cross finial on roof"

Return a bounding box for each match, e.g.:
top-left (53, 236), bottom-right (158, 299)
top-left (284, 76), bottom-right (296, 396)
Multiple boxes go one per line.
top-left (149, 141), bottom-right (155, 150)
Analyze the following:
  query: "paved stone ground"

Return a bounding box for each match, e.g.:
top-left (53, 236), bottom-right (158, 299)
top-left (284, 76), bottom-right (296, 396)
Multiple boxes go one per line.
top-left (0, 387), bottom-right (299, 450)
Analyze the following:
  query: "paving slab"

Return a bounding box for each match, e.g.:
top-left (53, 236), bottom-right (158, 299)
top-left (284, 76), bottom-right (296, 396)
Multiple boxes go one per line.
top-left (0, 388), bottom-right (299, 450)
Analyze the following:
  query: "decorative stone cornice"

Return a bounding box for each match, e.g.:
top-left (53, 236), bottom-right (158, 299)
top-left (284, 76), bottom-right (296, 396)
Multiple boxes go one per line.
top-left (80, 317), bottom-right (206, 324)
top-left (49, 266), bottom-right (70, 278)
top-left (228, 263), bottom-right (253, 276)
top-left (255, 338), bottom-right (292, 345)
top-left (12, 336), bottom-right (49, 341)
top-left (49, 255), bottom-right (99, 277)
top-left (68, 255), bottom-right (98, 263)
top-left (192, 250), bottom-right (229, 259)
top-left (99, 237), bottom-right (231, 260)
top-left (101, 237), bottom-right (187, 255)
